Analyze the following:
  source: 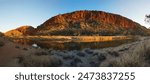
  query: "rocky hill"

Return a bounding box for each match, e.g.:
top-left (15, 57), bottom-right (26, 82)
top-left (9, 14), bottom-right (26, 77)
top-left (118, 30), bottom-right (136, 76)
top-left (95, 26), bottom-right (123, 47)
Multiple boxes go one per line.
top-left (35, 10), bottom-right (149, 36)
top-left (4, 10), bottom-right (149, 36)
top-left (5, 26), bottom-right (35, 36)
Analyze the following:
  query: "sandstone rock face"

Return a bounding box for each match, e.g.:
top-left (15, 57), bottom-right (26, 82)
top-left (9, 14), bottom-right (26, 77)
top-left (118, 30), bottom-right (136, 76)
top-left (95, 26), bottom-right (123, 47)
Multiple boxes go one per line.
top-left (36, 10), bottom-right (148, 36)
top-left (5, 26), bottom-right (35, 36)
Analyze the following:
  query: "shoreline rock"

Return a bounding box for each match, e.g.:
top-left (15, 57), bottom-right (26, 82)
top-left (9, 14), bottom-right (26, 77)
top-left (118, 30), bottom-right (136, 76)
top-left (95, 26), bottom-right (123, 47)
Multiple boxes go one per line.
top-left (1, 36), bottom-right (150, 67)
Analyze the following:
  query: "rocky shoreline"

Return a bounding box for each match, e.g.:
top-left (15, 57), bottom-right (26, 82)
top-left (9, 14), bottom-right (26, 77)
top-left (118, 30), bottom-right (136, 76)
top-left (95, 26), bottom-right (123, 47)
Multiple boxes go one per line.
top-left (46, 37), bottom-right (150, 67)
top-left (6, 37), bottom-right (149, 67)
top-left (1, 36), bottom-right (150, 67)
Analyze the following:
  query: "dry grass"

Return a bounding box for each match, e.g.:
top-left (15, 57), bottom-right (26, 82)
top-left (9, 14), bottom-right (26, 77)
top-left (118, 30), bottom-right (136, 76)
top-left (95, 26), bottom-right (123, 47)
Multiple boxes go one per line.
top-left (18, 55), bottom-right (62, 67)
top-left (0, 32), bottom-right (5, 47)
top-left (108, 54), bottom-right (145, 67)
top-left (0, 41), bottom-right (4, 47)
top-left (0, 32), bottom-right (4, 37)
top-left (0, 38), bottom-right (4, 47)
top-left (34, 51), bottom-right (48, 56)
top-left (100, 39), bottom-right (150, 67)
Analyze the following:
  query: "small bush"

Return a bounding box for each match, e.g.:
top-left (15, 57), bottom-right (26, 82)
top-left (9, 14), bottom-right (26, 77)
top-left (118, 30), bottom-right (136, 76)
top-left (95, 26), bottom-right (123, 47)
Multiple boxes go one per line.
top-left (76, 52), bottom-right (85, 57)
top-left (70, 57), bottom-right (82, 67)
top-left (93, 52), bottom-right (99, 56)
top-left (89, 61), bottom-right (97, 67)
top-left (0, 32), bottom-right (4, 37)
top-left (15, 46), bottom-right (20, 49)
top-left (97, 54), bottom-right (106, 61)
top-left (18, 55), bottom-right (62, 67)
top-left (34, 51), bottom-right (48, 56)
top-left (108, 51), bottom-right (119, 57)
top-left (85, 48), bottom-right (94, 54)
top-left (63, 55), bottom-right (74, 60)
top-left (23, 48), bottom-right (28, 51)
top-left (145, 48), bottom-right (150, 62)
top-left (0, 41), bottom-right (4, 47)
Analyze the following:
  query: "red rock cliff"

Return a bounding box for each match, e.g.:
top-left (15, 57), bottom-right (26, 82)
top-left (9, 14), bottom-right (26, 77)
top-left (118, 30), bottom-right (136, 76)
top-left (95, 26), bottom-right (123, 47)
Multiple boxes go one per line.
top-left (36, 10), bottom-right (148, 36)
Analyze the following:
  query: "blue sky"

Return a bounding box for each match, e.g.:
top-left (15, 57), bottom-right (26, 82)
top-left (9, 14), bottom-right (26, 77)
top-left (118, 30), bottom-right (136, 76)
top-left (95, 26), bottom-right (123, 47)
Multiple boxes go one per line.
top-left (0, 0), bottom-right (150, 32)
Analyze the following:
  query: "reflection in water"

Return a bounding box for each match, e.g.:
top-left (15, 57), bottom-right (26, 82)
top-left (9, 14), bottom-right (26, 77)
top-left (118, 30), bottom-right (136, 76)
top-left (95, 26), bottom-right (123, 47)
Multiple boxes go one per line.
top-left (12, 39), bottom-right (135, 50)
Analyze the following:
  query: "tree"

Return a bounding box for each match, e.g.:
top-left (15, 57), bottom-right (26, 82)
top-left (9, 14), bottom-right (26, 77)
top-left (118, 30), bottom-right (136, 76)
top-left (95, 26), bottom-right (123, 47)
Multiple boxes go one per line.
top-left (145, 14), bottom-right (150, 24)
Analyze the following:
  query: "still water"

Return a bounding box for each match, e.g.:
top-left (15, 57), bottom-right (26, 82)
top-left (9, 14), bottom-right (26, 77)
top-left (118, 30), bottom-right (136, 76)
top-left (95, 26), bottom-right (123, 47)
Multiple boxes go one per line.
top-left (12, 39), bottom-right (135, 50)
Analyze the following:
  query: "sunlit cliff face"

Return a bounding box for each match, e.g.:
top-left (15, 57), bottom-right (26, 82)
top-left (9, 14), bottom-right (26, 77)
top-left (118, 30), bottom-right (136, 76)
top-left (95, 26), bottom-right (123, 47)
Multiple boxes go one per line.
top-left (5, 26), bottom-right (35, 36)
top-left (36, 10), bottom-right (147, 36)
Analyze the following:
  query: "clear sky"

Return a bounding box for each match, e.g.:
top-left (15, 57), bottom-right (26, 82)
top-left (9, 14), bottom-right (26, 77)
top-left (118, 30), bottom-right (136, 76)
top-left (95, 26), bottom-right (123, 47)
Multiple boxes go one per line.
top-left (0, 0), bottom-right (150, 32)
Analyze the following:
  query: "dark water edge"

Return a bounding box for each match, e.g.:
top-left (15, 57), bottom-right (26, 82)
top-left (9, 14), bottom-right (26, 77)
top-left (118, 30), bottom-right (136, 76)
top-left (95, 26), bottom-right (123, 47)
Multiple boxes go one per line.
top-left (11, 38), bottom-right (136, 50)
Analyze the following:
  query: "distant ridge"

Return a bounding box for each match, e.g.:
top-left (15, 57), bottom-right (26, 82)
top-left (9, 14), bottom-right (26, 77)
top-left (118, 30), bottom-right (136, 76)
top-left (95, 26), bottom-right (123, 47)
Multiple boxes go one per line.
top-left (5, 10), bottom-right (150, 36)
top-left (5, 26), bottom-right (35, 36)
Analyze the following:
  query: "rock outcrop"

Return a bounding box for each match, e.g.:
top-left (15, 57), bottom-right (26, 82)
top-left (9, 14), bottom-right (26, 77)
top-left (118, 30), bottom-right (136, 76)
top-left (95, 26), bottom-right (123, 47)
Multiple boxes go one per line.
top-left (36, 10), bottom-right (148, 36)
top-left (5, 26), bottom-right (35, 36)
